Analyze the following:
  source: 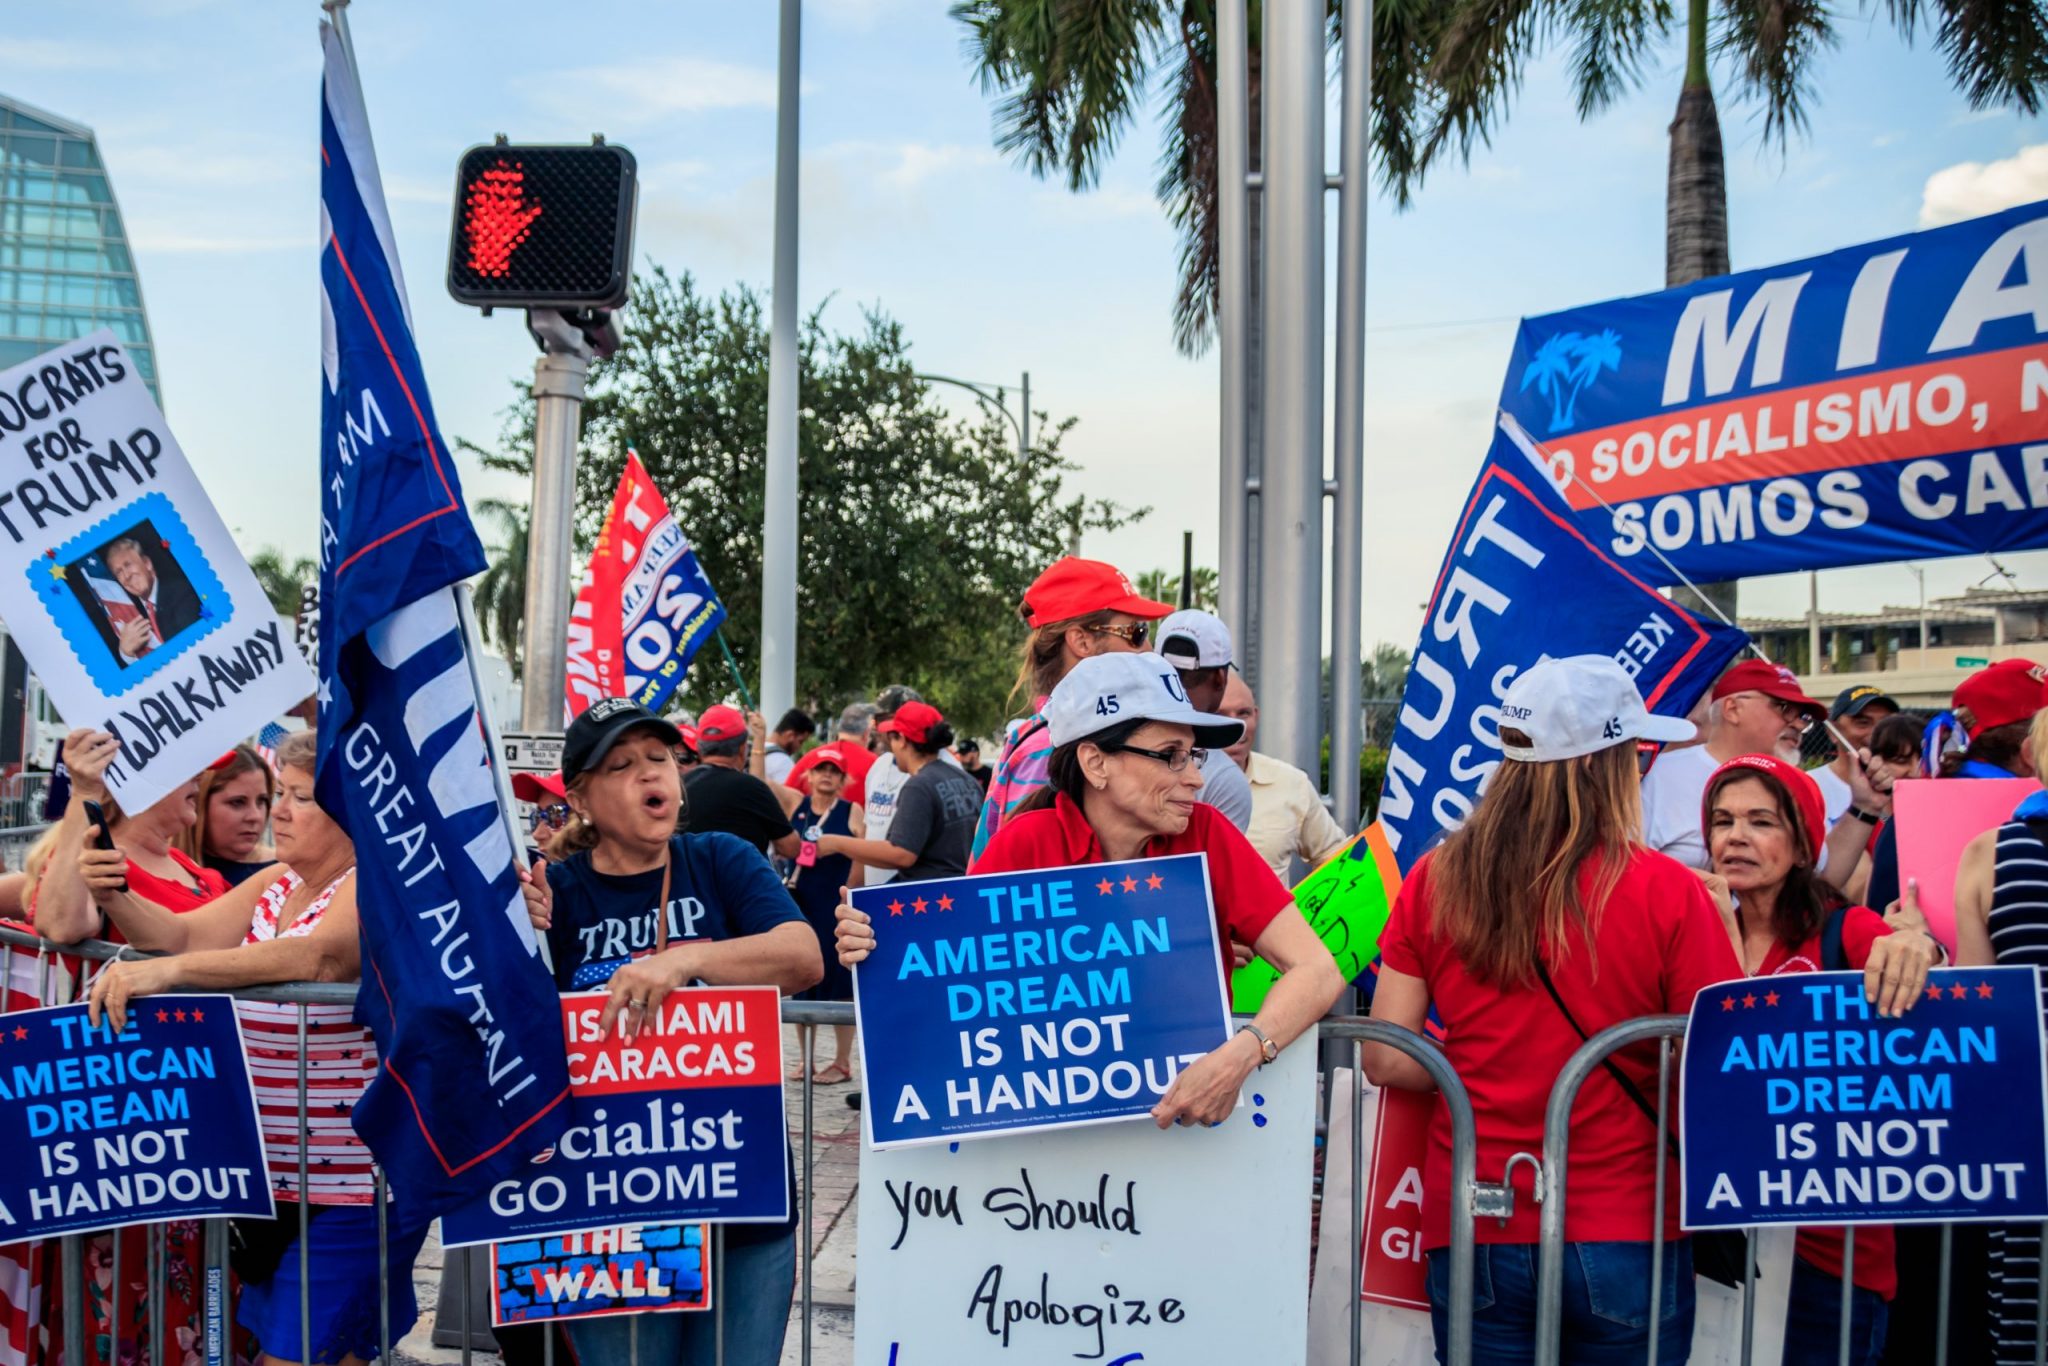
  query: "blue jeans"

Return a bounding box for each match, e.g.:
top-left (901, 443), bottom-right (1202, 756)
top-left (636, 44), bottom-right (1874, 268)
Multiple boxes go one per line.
top-left (1427, 1240), bottom-right (1695, 1366)
top-left (1781, 1254), bottom-right (1888, 1365)
top-left (566, 1230), bottom-right (796, 1366)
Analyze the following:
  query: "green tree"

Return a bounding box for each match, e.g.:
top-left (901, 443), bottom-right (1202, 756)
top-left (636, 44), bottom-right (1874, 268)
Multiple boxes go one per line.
top-left (468, 497), bottom-right (533, 674)
top-left (464, 269), bottom-right (1142, 737)
top-left (1136, 565), bottom-right (1221, 611)
top-left (245, 546), bottom-right (316, 616)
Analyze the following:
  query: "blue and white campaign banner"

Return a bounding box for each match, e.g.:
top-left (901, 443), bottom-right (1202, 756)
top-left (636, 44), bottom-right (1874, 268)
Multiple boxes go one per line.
top-left (1681, 967), bottom-right (2048, 1230)
top-left (316, 18), bottom-right (569, 1216)
top-left (0, 333), bottom-right (315, 813)
top-left (0, 995), bottom-right (273, 1239)
top-left (441, 988), bottom-right (790, 1248)
top-left (1496, 199), bottom-right (2048, 583)
top-left (1379, 418), bottom-right (1748, 874)
top-left (490, 1223), bottom-right (710, 1326)
top-left (850, 854), bottom-right (1233, 1149)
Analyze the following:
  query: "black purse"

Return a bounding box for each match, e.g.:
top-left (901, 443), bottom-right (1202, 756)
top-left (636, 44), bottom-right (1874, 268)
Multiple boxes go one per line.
top-left (1532, 957), bottom-right (1753, 1289)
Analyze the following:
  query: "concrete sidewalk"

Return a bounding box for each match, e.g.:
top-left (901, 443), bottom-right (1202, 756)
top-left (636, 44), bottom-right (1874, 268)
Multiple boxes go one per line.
top-left (393, 1022), bottom-right (863, 1365)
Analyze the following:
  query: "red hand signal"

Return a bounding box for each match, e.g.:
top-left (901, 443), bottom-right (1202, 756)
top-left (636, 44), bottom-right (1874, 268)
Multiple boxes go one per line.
top-left (463, 159), bottom-right (543, 278)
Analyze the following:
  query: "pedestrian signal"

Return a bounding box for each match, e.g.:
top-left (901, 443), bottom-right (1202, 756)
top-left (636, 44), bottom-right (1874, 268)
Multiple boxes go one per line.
top-left (446, 142), bottom-right (636, 310)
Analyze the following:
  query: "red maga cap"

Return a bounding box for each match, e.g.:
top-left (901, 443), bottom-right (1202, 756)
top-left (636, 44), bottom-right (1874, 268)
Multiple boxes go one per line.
top-left (1712, 659), bottom-right (1826, 721)
top-left (697, 704), bottom-right (749, 743)
top-left (877, 699), bottom-right (944, 744)
top-left (1021, 557), bottom-right (1173, 627)
top-left (1953, 658), bottom-right (2048, 732)
top-left (1703, 753), bottom-right (1826, 861)
top-left (511, 771), bottom-right (566, 804)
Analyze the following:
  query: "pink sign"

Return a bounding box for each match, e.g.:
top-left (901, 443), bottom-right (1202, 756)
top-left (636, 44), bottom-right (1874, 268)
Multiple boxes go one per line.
top-left (1894, 777), bottom-right (2041, 954)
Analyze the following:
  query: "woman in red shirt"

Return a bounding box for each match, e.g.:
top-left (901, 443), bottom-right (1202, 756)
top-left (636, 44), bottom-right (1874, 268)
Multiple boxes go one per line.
top-left (1364, 655), bottom-right (1735, 1365)
top-left (1702, 753), bottom-right (1937, 1365)
top-left (836, 650), bottom-right (1344, 1126)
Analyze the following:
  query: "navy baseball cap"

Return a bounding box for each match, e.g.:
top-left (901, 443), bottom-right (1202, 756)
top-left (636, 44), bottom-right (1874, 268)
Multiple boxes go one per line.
top-left (562, 699), bottom-right (684, 783)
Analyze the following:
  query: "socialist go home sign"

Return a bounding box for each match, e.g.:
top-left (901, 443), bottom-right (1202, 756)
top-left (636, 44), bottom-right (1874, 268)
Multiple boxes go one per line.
top-left (0, 995), bottom-right (274, 1239)
top-left (440, 986), bottom-right (790, 1248)
top-left (1681, 966), bottom-right (2048, 1230)
top-left (0, 333), bottom-right (315, 812)
top-left (851, 853), bottom-right (1233, 1148)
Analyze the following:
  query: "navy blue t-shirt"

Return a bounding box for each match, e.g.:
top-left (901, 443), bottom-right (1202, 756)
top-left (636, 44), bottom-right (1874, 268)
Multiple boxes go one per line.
top-left (545, 831), bottom-right (801, 991)
top-left (542, 832), bottom-right (803, 1244)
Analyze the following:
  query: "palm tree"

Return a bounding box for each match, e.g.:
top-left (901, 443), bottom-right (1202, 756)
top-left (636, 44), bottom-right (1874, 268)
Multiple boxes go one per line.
top-left (471, 497), bottom-right (530, 675)
top-left (245, 547), bottom-right (316, 616)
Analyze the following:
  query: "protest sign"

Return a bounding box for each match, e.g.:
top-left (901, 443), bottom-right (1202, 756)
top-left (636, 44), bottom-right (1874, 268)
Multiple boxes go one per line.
top-left (1896, 777), bottom-right (2039, 953)
top-left (850, 853), bottom-right (1232, 1148)
top-left (564, 451), bottom-right (727, 720)
top-left (856, 1034), bottom-right (1313, 1365)
top-left (0, 333), bottom-right (315, 812)
top-left (1681, 967), bottom-right (2048, 1230)
top-left (1307, 1071), bottom-right (1432, 1365)
top-left (1233, 823), bottom-right (1401, 1012)
top-left (1495, 199), bottom-right (2048, 585)
top-left (490, 1223), bottom-right (710, 1326)
top-left (0, 994), bottom-right (273, 1239)
top-left (441, 986), bottom-right (789, 1247)
top-left (1380, 418), bottom-right (1747, 873)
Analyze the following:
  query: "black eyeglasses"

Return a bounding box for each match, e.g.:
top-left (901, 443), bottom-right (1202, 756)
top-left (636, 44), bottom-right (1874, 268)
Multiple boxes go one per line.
top-left (1101, 741), bottom-right (1207, 772)
top-left (1090, 622), bottom-right (1149, 648)
top-left (1765, 697), bottom-right (1816, 733)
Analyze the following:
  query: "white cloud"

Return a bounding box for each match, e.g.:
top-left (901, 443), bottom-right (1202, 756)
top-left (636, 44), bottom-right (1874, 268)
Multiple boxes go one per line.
top-left (1919, 143), bottom-right (2048, 227)
top-left (531, 57), bottom-right (779, 127)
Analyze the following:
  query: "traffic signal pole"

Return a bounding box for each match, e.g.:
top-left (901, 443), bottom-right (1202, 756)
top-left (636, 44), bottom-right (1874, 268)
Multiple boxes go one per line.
top-left (760, 0), bottom-right (802, 725)
top-left (520, 309), bottom-right (593, 730)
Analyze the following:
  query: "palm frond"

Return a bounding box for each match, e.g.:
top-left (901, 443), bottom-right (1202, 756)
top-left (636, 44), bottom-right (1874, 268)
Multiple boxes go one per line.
top-left (1563, 0), bottom-right (1675, 115)
top-left (1890, 0), bottom-right (2048, 115)
top-left (1716, 0), bottom-right (1838, 146)
top-left (1417, 0), bottom-right (1546, 179)
top-left (1160, 6), bottom-right (1221, 355)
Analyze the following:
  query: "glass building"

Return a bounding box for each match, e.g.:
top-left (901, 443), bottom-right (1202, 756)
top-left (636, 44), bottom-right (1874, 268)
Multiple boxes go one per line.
top-left (0, 94), bottom-right (159, 401)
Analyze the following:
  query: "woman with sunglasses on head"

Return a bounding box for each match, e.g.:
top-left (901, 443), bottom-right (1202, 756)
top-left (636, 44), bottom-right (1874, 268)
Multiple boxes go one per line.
top-left (519, 698), bottom-right (822, 1365)
top-left (179, 743), bottom-right (278, 886)
top-left (836, 653), bottom-right (1345, 1129)
top-left (970, 557), bottom-right (1174, 862)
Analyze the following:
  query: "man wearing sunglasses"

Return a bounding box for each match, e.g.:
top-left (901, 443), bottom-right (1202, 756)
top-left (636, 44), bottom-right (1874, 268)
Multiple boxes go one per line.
top-left (1157, 610), bottom-right (1255, 832)
top-left (1640, 658), bottom-right (1827, 870)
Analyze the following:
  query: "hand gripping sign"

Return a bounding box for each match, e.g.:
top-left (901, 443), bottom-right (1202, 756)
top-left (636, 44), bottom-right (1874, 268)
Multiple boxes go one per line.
top-left (851, 854), bottom-right (1233, 1148)
top-left (1682, 966), bottom-right (2048, 1230)
top-left (441, 986), bottom-right (790, 1247)
top-left (0, 333), bottom-right (315, 811)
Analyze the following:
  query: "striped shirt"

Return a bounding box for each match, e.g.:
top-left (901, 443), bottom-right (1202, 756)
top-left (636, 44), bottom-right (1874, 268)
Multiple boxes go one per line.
top-left (1985, 819), bottom-right (2048, 1362)
top-left (234, 869), bottom-right (380, 1205)
top-left (970, 703), bottom-right (1053, 862)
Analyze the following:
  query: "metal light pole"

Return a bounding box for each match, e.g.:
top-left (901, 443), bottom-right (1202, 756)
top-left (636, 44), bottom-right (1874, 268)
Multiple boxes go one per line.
top-left (915, 372), bottom-right (1030, 457)
top-left (1807, 571), bottom-right (1821, 677)
top-left (761, 0), bottom-right (802, 725)
top-left (1216, 0), bottom-right (1251, 654)
top-left (1327, 0), bottom-right (1371, 830)
top-left (519, 310), bottom-right (594, 730)
top-left (1908, 564), bottom-right (1928, 654)
top-left (1254, 0), bottom-right (1326, 781)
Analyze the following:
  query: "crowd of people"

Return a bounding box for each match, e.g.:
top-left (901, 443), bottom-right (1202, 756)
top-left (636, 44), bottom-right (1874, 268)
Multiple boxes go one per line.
top-left (1, 551), bottom-right (2045, 1366)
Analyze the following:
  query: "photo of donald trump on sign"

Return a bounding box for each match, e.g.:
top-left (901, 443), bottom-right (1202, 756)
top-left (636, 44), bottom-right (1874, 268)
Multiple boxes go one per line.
top-left (66, 520), bottom-right (203, 668)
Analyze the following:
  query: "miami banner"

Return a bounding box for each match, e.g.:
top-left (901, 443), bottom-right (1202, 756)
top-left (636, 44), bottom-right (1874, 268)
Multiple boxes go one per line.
top-left (1497, 199), bottom-right (2048, 582)
top-left (1380, 418), bottom-right (1748, 873)
top-left (563, 451), bottom-right (727, 720)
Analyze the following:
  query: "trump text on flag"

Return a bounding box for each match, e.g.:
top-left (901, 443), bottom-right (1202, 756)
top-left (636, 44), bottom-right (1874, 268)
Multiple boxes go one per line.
top-left (850, 854), bottom-right (1232, 1148)
top-left (1681, 966), bottom-right (2048, 1229)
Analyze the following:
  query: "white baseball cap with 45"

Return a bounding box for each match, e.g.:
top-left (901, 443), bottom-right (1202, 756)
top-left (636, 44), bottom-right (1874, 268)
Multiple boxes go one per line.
top-left (1046, 651), bottom-right (1246, 749)
top-left (1497, 654), bottom-right (1696, 763)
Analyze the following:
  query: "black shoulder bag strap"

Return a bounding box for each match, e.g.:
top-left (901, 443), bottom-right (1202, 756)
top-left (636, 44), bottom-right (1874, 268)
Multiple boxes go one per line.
top-left (1531, 955), bottom-right (1752, 1287)
top-left (1819, 903), bottom-right (1852, 974)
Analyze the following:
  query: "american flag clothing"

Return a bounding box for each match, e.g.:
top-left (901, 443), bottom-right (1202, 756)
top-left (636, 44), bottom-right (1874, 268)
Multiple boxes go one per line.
top-left (253, 720), bottom-right (291, 776)
top-left (236, 869), bottom-right (381, 1205)
top-left (969, 704), bottom-right (1054, 863)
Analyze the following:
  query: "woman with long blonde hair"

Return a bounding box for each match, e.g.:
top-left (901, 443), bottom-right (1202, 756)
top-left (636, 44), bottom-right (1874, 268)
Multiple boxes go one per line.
top-left (1363, 656), bottom-right (1737, 1365)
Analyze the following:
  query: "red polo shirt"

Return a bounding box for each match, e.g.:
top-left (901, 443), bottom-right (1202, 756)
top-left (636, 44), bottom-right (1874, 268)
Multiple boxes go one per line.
top-left (1380, 846), bottom-right (1737, 1248)
top-left (970, 793), bottom-right (1293, 973)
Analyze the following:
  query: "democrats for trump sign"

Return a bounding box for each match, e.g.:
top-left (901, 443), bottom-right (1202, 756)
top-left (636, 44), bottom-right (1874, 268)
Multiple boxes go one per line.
top-left (441, 987), bottom-right (789, 1248)
top-left (1681, 967), bottom-right (2048, 1230)
top-left (1498, 199), bottom-right (2048, 584)
top-left (850, 854), bottom-right (1232, 1149)
top-left (0, 995), bottom-right (273, 1239)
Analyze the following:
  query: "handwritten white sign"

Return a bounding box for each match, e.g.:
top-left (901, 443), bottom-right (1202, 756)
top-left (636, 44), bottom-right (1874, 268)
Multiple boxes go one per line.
top-left (0, 332), bottom-right (313, 810)
top-left (855, 1033), bottom-right (1315, 1365)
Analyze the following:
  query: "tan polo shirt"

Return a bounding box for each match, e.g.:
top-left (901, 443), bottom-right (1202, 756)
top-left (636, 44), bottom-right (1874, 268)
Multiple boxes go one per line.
top-left (1242, 751), bottom-right (1352, 881)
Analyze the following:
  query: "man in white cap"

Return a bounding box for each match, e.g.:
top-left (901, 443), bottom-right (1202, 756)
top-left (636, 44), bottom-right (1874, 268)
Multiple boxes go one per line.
top-left (1157, 609), bottom-right (1254, 831)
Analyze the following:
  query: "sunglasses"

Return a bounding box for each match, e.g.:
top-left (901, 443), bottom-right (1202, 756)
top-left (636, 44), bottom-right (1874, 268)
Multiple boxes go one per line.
top-left (1090, 622), bottom-right (1150, 648)
top-left (526, 802), bottom-right (571, 834)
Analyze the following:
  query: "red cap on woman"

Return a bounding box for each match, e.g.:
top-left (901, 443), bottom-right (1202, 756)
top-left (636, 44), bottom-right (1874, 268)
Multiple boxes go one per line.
top-left (1701, 753), bottom-right (1826, 858)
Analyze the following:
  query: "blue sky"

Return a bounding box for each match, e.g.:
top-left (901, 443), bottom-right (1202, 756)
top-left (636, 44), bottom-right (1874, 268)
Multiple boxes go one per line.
top-left (5, 0), bottom-right (2047, 662)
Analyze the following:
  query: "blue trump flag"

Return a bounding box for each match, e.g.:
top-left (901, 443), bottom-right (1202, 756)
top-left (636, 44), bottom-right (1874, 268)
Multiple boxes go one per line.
top-left (1681, 967), bottom-right (2048, 1229)
top-left (1379, 417), bottom-right (1749, 873)
top-left (316, 20), bottom-right (569, 1214)
top-left (1495, 199), bottom-right (2048, 584)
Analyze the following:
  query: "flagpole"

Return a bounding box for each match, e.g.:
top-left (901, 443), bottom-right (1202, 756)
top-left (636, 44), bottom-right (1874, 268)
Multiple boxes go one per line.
top-left (456, 584), bottom-right (552, 967)
top-left (713, 628), bottom-right (757, 713)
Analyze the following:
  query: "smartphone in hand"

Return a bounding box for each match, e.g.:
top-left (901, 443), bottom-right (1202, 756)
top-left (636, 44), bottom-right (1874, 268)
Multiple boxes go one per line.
top-left (80, 800), bottom-right (128, 893)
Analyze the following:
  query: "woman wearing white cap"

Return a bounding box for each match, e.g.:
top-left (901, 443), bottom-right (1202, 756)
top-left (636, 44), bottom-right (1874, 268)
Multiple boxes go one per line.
top-left (835, 651), bottom-right (1345, 1127)
top-left (1361, 655), bottom-right (1739, 1365)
